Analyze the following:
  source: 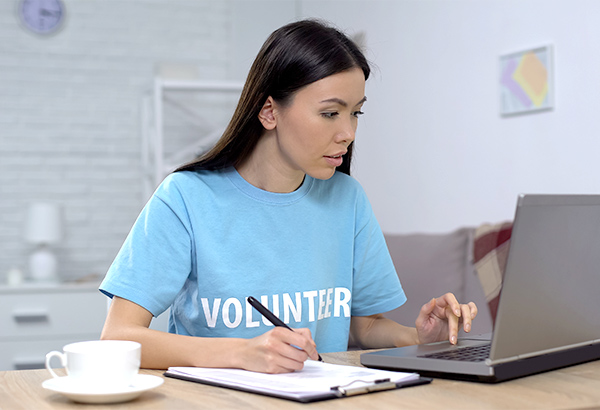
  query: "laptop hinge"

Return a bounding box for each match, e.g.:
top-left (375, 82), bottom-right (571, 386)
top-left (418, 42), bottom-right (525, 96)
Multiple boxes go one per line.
top-left (486, 339), bottom-right (600, 366)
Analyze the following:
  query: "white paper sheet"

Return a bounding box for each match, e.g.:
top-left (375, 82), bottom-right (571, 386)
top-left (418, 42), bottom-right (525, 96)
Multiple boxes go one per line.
top-left (166, 360), bottom-right (419, 400)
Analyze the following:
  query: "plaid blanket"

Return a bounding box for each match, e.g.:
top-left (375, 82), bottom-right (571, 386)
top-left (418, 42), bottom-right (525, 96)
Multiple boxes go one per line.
top-left (472, 222), bottom-right (513, 323)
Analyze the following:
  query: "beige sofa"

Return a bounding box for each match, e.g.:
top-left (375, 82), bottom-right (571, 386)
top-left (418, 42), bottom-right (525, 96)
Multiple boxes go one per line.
top-left (382, 228), bottom-right (493, 335)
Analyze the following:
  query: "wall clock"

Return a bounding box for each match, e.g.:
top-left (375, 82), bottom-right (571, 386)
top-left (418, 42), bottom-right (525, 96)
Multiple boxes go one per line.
top-left (18, 0), bottom-right (66, 35)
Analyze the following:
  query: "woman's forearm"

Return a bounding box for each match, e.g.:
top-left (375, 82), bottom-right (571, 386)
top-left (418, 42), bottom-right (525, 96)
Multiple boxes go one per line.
top-left (350, 314), bottom-right (419, 349)
top-left (102, 323), bottom-right (245, 369)
top-left (101, 296), bottom-right (246, 369)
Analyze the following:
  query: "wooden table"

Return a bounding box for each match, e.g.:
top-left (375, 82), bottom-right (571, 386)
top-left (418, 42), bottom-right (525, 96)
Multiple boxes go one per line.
top-left (2, 350), bottom-right (600, 409)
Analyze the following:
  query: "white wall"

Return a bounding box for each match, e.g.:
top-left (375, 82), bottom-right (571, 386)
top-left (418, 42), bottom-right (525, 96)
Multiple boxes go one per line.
top-left (0, 1), bottom-right (237, 281)
top-left (230, 0), bottom-right (298, 80)
top-left (300, 0), bottom-right (600, 233)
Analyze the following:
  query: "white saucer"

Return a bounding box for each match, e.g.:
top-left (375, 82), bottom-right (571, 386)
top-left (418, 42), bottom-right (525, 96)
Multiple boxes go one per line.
top-left (42, 374), bottom-right (164, 404)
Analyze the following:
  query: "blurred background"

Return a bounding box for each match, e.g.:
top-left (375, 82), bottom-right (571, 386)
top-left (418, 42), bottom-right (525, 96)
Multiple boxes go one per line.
top-left (2, 0), bottom-right (600, 284)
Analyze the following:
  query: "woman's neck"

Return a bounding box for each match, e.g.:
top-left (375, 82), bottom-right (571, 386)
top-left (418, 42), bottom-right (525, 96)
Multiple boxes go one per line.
top-left (236, 132), bottom-right (305, 193)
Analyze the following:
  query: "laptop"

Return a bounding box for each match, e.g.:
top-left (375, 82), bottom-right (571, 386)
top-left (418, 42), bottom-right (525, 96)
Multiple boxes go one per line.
top-left (361, 194), bottom-right (600, 383)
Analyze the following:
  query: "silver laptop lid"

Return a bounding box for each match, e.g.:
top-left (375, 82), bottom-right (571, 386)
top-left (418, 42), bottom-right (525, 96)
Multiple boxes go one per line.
top-left (490, 194), bottom-right (600, 363)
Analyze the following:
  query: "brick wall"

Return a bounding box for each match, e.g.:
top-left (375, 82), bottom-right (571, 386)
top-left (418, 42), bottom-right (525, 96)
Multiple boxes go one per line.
top-left (0, 1), bottom-right (234, 281)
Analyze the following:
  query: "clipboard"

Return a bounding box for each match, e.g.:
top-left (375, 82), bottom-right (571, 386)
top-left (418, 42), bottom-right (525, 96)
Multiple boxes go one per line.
top-left (164, 360), bottom-right (431, 403)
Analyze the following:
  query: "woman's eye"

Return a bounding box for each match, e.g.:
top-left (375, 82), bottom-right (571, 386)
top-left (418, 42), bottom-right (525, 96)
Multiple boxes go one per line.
top-left (321, 112), bottom-right (339, 119)
top-left (352, 110), bottom-right (365, 118)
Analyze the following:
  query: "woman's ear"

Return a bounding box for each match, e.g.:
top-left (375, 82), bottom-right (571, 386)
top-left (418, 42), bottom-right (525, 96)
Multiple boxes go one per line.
top-left (258, 96), bottom-right (277, 130)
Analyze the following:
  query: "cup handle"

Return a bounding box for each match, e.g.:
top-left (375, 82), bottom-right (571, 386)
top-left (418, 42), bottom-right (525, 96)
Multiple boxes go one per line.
top-left (45, 351), bottom-right (66, 378)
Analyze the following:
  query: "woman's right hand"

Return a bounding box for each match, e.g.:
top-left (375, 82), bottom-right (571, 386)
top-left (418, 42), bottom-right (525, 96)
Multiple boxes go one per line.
top-left (239, 327), bottom-right (319, 374)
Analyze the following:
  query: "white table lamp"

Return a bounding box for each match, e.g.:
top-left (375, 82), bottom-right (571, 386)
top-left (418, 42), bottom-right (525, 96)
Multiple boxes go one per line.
top-left (24, 203), bottom-right (62, 283)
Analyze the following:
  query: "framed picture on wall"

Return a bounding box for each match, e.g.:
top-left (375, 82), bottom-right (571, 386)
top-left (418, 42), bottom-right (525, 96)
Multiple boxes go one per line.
top-left (499, 45), bottom-right (553, 116)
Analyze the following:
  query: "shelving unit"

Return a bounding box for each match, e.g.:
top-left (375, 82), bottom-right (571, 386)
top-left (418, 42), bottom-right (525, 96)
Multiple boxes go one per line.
top-left (141, 79), bottom-right (243, 199)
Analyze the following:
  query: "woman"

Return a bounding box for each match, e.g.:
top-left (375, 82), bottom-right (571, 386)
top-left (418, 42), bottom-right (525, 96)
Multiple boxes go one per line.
top-left (100, 19), bottom-right (477, 374)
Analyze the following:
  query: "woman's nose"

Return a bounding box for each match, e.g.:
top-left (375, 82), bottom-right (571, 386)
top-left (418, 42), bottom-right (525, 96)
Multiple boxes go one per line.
top-left (336, 121), bottom-right (356, 145)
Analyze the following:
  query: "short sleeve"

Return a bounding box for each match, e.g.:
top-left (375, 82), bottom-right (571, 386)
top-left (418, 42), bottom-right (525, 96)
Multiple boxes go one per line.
top-left (350, 189), bottom-right (406, 316)
top-left (100, 175), bottom-right (194, 317)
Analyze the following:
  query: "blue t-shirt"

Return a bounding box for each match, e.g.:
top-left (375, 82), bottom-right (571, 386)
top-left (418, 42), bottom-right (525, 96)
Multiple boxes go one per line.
top-left (100, 167), bottom-right (406, 353)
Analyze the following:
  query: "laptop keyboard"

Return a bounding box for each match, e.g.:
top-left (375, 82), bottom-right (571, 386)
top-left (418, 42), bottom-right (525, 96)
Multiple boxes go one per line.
top-left (418, 343), bottom-right (491, 362)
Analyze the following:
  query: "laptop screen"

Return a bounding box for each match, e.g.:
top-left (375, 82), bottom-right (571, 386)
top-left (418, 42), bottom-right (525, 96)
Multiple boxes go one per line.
top-left (490, 194), bottom-right (600, 362)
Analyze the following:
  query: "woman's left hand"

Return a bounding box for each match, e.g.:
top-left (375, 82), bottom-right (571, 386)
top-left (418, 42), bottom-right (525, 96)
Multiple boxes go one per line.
top-left (415, 293), bottom-right (478, 345)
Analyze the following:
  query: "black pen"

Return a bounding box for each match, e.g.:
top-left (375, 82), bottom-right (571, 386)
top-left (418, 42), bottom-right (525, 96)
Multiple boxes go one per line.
top-left (247, 296), bottom-right (323, 362)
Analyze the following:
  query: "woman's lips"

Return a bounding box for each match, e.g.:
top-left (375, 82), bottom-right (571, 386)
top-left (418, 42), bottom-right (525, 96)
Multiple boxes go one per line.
top-left (324, 154), bottom-right (343, 167)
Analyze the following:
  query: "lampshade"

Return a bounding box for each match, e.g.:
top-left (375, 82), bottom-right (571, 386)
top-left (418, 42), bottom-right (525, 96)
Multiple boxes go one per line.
top-left (24, 202), bottom-right (62, 245)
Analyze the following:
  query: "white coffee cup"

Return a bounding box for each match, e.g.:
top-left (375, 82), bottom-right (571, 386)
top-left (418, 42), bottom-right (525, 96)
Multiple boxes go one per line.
top-left (45, 340), bottom-right (141, 390)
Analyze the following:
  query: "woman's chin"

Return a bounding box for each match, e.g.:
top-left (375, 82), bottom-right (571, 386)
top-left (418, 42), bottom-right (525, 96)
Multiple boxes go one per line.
top-left (307, 168), bottom-right (337, 181)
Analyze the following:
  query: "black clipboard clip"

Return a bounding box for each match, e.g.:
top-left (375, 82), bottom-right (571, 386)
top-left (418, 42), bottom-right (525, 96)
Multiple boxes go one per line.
top-left (330, 377), bottom-right (432, 397)
top-left (331, 378), bottom-right (396, 397)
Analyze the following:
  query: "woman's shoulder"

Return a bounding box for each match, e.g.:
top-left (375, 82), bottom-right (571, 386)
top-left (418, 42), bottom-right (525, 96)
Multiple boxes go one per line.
top-left (155, 169), bottom-right (230, 199)
top-left (162, 168), bottom-right (227, 187)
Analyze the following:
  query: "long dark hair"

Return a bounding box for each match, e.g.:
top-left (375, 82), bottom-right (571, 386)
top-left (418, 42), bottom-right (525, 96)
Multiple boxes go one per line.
top-left (175, 19), bottom-right (370, 176)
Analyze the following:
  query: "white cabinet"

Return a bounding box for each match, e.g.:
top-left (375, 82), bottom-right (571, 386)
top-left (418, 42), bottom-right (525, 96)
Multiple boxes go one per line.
top-left (0, 284), bottom-right (106, 371)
